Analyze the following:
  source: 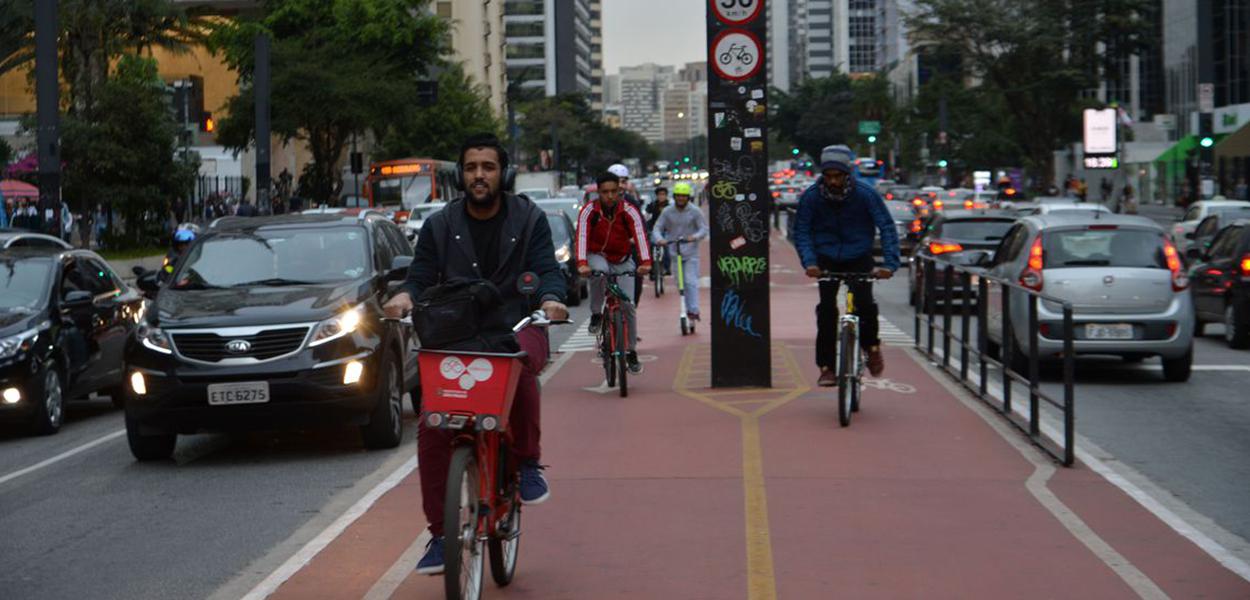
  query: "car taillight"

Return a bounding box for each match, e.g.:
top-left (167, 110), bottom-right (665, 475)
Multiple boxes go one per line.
top-left (911, 219), bottom-right (922, 233)
top-left (1240, 255), bottom-right (1250, 278)
top-left (934, 200), bottom-right (945, 210)
top-left (1020, 237), bottom-right (1044, 291)
top-left (772, 191), bottom-right (781, 198)
top-left (1163, 238), bottom-right (1187, 291)
top-left (912, 198), bottom-right (924, 207)
top-left (886, 193), bottom-right (894, 200)
top-left (929, 240), bottom-right (964, 255)
top-left (963, 199), bottom-right (974, 209)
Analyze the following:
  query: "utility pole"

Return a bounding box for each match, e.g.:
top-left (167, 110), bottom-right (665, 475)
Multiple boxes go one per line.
top-left (35, 0), bottom-right (61, 239)
top-left (255, 34), bottom-right (272, 214)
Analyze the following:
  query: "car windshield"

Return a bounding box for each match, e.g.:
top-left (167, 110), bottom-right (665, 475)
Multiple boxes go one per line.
top-left (0, 257), bottom-right (52, 310)
top-left (939, 219), bottom-right (1015, 242)
top-left (522, 189), bottom-right (552, 199)
top-left (535, 199), bottom-right (581, 223)
top-left (546, 214), bottom-right (571, 249)
top-left (371, 174), bottom-right (432, 211)
top-left (1044, 228), bottom-right (1167, 268)
top-left (173, 227), bottom-right (371, 288)
top-left (411, 204), bottom-right (445, 220)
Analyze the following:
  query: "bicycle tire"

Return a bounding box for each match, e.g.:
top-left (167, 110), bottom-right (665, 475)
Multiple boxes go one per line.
top-left (850, 353), bottom-right (862, 413)
top-left (837, 326), bottom-right (855, 427)
top-left (444, 446), bottom-right (484, 600)
top-left (599, 311), bottom-right (616, 387)
top-left (488, 443), bottom-right (520, 587)
top-left (615, 311), bottom-right (628, 398)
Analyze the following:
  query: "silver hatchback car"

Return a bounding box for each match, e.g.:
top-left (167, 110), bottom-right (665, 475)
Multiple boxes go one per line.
top-left (981, 214), bottom-right (1194, 381)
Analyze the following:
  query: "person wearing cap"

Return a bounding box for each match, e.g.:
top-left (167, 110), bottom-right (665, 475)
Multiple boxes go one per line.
top-left (652, 181), bottom-right (708, 322)
top-left (793, 144), bottom-right (900, 385)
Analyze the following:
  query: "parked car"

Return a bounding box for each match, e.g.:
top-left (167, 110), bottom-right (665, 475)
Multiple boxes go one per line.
top-left (1171, 199), bottom-right (1250, 243)
top-left (123, 213), bottom-right (419, 460)
top-left (1182, 207), bottom-right (1250, 255)
top-left (0, 229), bottom-right (73, 250)
top-left (909, 210), bottom-right (1017, 307)
top-left (533, 197), bottom-right (583, 226)
top-left (0, 247), bottom-right (143, 434)
top-left (981, 214), bottom-right (1194, 381)
top-left (876, 199), bottom-right (921, 258)
top-left (544, 210), bottom-right (585, 306)
top-left (1186, 219), bottom-right (1250, 348)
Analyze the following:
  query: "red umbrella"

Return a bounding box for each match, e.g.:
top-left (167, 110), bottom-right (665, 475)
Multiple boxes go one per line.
top-left (0, 179), bottom-right (39, 199)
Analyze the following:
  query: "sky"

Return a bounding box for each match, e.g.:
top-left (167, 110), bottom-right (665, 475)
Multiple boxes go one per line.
top-left (602, 0), bottom-right (708, 75)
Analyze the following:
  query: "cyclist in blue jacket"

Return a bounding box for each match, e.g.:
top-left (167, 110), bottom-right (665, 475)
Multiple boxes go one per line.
top-left (792, 144), bottom-right (899, 386)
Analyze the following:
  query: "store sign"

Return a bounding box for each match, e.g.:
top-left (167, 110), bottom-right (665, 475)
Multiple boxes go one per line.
top-left (708, 0), bottom-right (769, 388)
top-left (1214, 103), bottom-right (1250, 134)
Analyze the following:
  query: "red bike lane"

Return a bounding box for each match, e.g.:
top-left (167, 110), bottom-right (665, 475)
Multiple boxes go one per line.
top-left (265, 224), bottom-right (1250, 599)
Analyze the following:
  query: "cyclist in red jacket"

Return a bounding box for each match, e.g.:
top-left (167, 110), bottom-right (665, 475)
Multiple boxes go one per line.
top-left (576, 170), bottom-right (652, 373)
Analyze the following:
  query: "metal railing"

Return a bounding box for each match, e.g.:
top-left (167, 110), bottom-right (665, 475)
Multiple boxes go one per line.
top-left (912, 255), bottom-right (1076, 466)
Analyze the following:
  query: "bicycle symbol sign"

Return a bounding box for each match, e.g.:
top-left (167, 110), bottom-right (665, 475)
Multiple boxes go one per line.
top-left (711, 29), bottom-right (762, 82)
top-left (710, 0), bottom-right (762, 25)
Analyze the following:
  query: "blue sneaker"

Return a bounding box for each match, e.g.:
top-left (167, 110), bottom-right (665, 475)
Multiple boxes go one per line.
top-left (519, 461), bottom-right (550, 505)
top-left (415, 536), bottom-right (445, 575)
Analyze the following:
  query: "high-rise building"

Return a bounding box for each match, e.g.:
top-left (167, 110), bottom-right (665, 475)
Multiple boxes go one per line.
top-left (799, 0), bottom-right (903, 79)
top-left (620, 63), bottom-right (675, 144)
top-left (433, 0), bottom-right (507, 116)
top-left (503, 0), bottom-right (594, 97)
top-left (589, 1), bottom-right (605, 110)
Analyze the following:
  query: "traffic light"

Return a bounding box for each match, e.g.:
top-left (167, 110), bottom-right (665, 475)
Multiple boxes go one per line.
top-left (1200, 136), bottom-right (1215, 148)
top-left (201, 111), bottom-right (215, 132)
top-left (867, 135), bottom-right (877, 144)
top-left (791, 147), bottom-right (800, 155)
top-left (937, 159), bottom-right (948, 168)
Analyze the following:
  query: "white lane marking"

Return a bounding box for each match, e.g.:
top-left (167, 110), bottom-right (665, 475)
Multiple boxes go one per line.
top-left (247, 340), bottom-right (580, 597)
top-left (239, 455), bottom-right (419, 600)
top-left (909, 349), bottom-right (1169, 599)
top-left (0, 429), bottom-right (125, 487)
top-left (922, 344), bottom-right (1250, 581)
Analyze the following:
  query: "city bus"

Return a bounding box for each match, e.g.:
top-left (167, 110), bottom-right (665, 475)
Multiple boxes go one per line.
top-left (363, 158), bottom-right (458, 222)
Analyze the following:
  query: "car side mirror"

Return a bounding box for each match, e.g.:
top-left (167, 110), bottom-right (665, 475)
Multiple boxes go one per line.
top-left (61, 289), bottom-right (94, 310)
top-left (136, 272), bottom-right (160, 294)
top-left (386, 255), bottom-right (413, 282)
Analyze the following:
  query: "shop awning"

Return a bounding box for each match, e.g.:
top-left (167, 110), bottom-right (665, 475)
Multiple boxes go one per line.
top-left (1214, 118), bottom-right (1250, 160)
top-left (1154, 135), bottom-right (1200, 164)
top-left (0, 178), bottom-right (38, 199)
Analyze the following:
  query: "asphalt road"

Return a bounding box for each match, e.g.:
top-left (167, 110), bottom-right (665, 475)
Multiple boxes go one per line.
top-left (0, 304), bottom-right (592, 600)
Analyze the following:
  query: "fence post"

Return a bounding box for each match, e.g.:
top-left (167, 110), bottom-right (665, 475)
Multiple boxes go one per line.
top-left (961, 271), bottom-right (972, 381)
top-left (913, 258), bottom-right (921, 350)
top-left (1063, 305), bottom-right (1075, 466)
top-left (942, 264), bottom-right (954, 370)
top-left (926, 258), bottom-right (936, 357)
top-left (1001, 284), bottom-right (1013, 414)
top-left (1028, 295), bottom-right (1040, 437)
top-left (978, 276), bottom-right (989, 398)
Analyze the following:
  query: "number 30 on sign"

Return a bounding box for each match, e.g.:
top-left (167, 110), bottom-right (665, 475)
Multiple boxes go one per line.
top-left (711, 0), bottom-right (763, 24)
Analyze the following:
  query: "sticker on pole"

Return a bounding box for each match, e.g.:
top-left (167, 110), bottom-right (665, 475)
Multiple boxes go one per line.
top-left (710, 0), bottom-right (763, 25)
top-left (711, 29), bottom-right (762, 82)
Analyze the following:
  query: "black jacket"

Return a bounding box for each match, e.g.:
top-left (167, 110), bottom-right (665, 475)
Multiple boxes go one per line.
top-left (401, 193), bottom-right (565, 328)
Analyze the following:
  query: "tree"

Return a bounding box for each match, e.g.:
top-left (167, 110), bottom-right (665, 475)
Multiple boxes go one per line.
top-left (769, 75), bottom-right (856, 160)
top-left (60, 55), bottom-right (197, 247)
top-left (211, 0), bottom-right (449, 204)
top-left (907, 0), bottom-right (1154, 185)
top-left (374, 64), bottom-right (503, 162)
top-left (0, 0), bottom-right (207, 115)
top-left (511, 93), bottom-right (654, 179)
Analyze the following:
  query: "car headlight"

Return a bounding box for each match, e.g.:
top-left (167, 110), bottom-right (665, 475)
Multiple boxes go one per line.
top-left (0, 328), bottom-right (39, 360)
top-left (555, 244), bottom-right (571, 263)
top-left (137, 323), bottom-right (173, 354)
top-left (310, 305), bottom-right (365, 347)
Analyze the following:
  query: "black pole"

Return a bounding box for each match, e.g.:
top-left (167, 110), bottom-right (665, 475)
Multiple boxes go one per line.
top-left (254, 33), bottom-right (272, 215)
top-left (35, 0), bottom-right (60, 238)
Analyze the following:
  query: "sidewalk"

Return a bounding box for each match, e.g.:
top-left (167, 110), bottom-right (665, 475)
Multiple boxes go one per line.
top-left (105, 254), bottom-right (165, 283)
top-left (258, 226), bottom-right (1250, 599)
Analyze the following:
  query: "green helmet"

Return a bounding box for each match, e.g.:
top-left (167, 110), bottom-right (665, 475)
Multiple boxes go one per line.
top-left (673, 182), bottom-right (694, 196)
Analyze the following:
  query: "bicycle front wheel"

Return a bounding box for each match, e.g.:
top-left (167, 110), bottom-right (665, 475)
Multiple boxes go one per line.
top-left (615, 311), bottom-right (629, 398)
top-left (599, 316), bottom-right (616, 387)
top-left (837, 326), bottom-right (855, 427)
top-left (488, 443), bottom-right (520, 587)
top-left (444, 446), bottom-right (484, 600)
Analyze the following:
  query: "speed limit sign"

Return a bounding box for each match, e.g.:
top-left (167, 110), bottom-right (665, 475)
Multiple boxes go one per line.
top-left (710, 0), bottom-right (763, 25)
top-left (710, 29), bottom-right (762, 81)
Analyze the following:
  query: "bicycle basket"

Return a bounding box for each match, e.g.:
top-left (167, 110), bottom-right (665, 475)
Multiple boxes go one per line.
top-left (419, 349), bottom-right (525, 431)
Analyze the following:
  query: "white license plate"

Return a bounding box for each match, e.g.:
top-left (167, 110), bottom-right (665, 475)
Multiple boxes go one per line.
top-left (1085, 323), bottom-right (1134, 340)
top-left (207, 382), bottom-right (271, 405)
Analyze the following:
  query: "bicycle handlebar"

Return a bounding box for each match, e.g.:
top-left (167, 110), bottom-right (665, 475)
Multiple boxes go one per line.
top-left (817, 271), bottom-right (879, 282)
top-left (513, 310), bottom-right (572, 333)
top-left (589, 270), bottom-right (639, 278)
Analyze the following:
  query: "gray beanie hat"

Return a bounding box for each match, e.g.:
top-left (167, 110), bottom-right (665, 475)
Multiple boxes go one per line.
top-left (819, 144), bottom-right (855, 173)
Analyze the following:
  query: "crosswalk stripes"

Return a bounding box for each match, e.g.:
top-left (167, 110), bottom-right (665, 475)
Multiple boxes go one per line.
top-left (558, 321), bottom-right (599, 353)
top-left (878, 319), bottom-right (914, 347)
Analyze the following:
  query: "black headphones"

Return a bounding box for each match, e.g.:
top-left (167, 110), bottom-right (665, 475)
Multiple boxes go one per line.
top-left (455, 144), bottom-right (517, 193)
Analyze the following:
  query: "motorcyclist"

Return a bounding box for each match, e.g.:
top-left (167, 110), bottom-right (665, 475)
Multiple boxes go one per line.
top-left (161, 227), bottom-right (198, 282)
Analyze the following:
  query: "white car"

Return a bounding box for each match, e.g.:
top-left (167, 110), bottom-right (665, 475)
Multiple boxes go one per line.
top-left (1028, 202), bottom-right (1112, 217)
top-left (401, 203), bottom-right (446, 242)
top-left (1171, 199), bottom-right (1250, 243)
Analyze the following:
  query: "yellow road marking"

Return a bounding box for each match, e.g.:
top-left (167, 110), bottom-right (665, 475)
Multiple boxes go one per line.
top-left (674, 343), bottom-right (810, 600)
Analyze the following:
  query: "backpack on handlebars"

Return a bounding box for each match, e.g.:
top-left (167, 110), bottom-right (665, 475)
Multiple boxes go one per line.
top-left (411, 278), bottom-right (519, 353)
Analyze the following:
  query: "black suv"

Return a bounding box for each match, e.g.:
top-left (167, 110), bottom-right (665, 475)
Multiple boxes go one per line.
top-left (0, 247), bottom-right (142, 434)
top-left (124, 213), bottom-right (418, 460)
top-left (1187, 218), bottom-right (1250, 348)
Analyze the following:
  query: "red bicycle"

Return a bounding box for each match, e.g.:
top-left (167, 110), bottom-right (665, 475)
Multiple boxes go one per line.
top-left (591, 270), bottom-right (636, 397)
top-left (416, 278), bottom-right (568, 600)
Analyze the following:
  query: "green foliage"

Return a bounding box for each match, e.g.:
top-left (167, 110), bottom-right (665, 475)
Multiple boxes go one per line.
top-left (907, 0), bottom-right (1154, 182)
top-left (770, 75), bottom-right (856, 160)
top-left (0, 137), bottom-right (12, 169)
top-left (515, 93), bottom-right (656, 177)
top-left (374, 64), bottom-right (503, 162)
top-left (60, 55), bottom-right (197, 248)
top-left (211, 0), bottom-right (449, 204)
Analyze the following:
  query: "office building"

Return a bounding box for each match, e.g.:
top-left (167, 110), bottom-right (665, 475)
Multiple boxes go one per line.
top-left (620, 63), bottom-right (675, 144)
top-left (504, 0), bottom-right (595, 97)
top-left (434, 0), bottom-right (508, 116)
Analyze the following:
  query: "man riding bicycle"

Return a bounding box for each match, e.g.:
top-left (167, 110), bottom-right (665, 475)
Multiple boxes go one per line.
top-left (646, 187), bottom-right (671, 276)
top-left (576, 171), bottom-right (652, 374)
top-left (382, 133), bottom-right (569, 576)
top-left (651, 182), bottom-right (708, 322)
top-left (792, 144), bottom-right (899, 386)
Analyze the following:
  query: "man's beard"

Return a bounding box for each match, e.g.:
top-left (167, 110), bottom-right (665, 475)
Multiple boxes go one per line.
top-left (466, 179), bottom-right (499, 206)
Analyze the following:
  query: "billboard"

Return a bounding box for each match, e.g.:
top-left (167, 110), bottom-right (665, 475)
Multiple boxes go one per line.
top-left (1083, 108), bottom-right (1118, 169)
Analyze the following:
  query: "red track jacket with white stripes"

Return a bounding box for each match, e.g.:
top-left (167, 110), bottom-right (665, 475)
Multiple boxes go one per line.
top-left (575, 199), bottom-right (652, 268)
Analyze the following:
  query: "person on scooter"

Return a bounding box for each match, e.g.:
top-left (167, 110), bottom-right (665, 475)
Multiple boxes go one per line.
top-left (651, 182), bottom-right (708, 323)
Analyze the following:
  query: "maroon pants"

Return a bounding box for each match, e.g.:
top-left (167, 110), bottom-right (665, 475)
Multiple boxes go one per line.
top-left (419, 326), bottom-right (548, 537)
